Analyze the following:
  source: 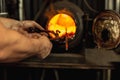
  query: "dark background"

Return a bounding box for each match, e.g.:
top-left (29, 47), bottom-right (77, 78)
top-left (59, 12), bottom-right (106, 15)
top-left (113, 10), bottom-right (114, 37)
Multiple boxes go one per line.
top-left (2, 0), bottom-right (120, 80)
top-left (5, 0), bottom-right (105, 20)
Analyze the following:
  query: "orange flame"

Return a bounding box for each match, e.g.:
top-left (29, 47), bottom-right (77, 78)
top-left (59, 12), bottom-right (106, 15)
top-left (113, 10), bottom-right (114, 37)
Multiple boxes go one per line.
top-left (47, 13), bottom-right (76, 39)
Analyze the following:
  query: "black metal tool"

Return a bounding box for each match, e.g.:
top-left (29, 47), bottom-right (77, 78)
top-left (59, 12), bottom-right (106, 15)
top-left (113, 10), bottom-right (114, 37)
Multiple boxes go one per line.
top-left (25, 27), bottom-right (60, 37)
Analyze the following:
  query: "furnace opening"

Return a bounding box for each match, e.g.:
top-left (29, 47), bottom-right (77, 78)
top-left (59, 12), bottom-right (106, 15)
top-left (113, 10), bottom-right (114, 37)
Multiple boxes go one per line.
top-left (42, 1), bottom-right (84, 52)
top-left (47, 13), bottom-right (76, 41)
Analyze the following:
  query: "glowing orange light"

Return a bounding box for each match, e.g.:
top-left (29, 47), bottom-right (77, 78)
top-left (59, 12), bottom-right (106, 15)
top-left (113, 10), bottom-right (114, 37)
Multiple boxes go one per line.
top-left (47, 13), bottom-right (76, 39)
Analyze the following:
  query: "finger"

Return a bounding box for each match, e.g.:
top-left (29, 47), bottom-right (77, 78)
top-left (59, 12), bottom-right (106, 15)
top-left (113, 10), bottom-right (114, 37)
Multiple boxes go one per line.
top-left (29, 33), bottom-right (42, 39)
top-left (22, 21), bottom-right (45, 30)
top-left (40, 32), bottom-right (48, 36)
top-left (31, 21), bottom-right (45, 30)
top-left (36, 36), bottom-right (52, 59)
top-left (10, 22), bottom-right (23, 31)
top-left (18, 28), bottom-right (30, 37)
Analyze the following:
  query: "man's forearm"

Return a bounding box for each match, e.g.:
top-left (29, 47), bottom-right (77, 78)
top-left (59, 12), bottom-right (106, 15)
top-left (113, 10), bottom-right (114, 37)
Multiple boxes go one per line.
top-left (0, 17), bottom-right (52, 63)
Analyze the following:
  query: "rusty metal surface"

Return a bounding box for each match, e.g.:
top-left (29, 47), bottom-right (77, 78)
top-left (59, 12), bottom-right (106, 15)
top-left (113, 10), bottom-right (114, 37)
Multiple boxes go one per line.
top-left (92, 10), bottom-right (120, 49)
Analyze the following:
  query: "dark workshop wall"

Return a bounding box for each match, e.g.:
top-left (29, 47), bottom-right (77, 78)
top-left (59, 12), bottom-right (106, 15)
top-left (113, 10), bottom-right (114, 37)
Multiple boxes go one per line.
top-left (23, 0), bottom-right (105, 20)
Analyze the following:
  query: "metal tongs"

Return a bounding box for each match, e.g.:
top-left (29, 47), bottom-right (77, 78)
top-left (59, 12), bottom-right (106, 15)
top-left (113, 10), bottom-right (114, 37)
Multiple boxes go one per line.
top-left (26, 27), bottom-right (60, 38)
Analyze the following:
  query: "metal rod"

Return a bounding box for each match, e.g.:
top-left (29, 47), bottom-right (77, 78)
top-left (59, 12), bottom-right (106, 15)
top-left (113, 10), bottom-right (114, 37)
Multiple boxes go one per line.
top-left (116, 0), bottom-right (120, 13)
top-left (96, 70), bottom-right (101, 80)
top-left (102, 69), bottom-right (111, 80)
top-left (39, 30), bottom-right (58, 36)
top-left (54, 69), bottom-right (59, 80)
top-left (19, 0), bottom-right (24, 20)
top-left (65, 27), bottom-right (68, 51)
top-left (3, 68), bottom-right (7, 80)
